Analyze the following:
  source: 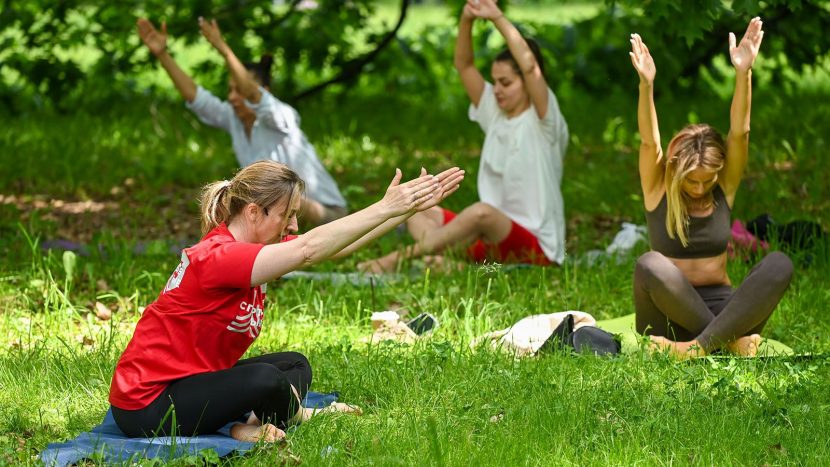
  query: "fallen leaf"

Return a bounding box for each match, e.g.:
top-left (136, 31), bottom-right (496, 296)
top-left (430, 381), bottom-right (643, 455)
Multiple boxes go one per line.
top-left (94, 301), bottom-right (112, 321)
top-left (768, 442), bottom-right (786, 454)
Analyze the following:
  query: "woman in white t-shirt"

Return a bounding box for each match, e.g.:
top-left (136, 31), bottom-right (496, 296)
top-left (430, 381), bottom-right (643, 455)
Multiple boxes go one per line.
top-left (136, 17), bottom-right (347, 226)
top-left (361, 0), bottom-right (568, 272)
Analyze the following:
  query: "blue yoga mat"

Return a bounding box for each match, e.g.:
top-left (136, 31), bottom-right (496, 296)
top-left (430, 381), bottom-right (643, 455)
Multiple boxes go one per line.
top-left (40, 392), bottom-right (338, 467)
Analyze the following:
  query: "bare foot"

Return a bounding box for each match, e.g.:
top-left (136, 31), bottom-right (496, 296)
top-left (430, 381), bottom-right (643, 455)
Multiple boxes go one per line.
top-left (230, 422), bottom-right (285, 443)
top-left (324, 402), bottom-right (363, 415)
top-left (649, 335), bottom-right (706, 360)
top-left (297, 402), bottom-right (363, 423)
top-left (726, 334), bottom-right (761, 357)
top-left (422, 255), bottom-right (465, 273)
top-left (358, 253), bottom-right (398, 273)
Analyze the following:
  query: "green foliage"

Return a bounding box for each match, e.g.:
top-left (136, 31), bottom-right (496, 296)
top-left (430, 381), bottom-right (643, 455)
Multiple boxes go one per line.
top-left (601, 0), bottom-right (830, 90)
top-left (3, 1), bottom-right (828, 115)
top-left (0, 0), bottom-right (407, 113)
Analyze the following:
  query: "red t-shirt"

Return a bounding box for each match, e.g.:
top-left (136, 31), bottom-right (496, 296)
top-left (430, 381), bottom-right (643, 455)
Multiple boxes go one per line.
top-left (109, 224), bottom-right (266, 410)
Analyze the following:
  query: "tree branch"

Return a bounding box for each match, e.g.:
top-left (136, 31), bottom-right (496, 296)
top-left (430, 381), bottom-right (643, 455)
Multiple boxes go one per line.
top-left (290, 0), bottom-right (410, 102)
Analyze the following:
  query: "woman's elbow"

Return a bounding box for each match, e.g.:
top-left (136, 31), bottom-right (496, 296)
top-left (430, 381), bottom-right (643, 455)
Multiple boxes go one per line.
top-left (521, 62), bottom-right (540, 78)
top-left (729, 128), bottom-right (751, 141)
top-left (454, 59), bottom-right (473, 73)
top-left (296, 238), bottom-right (323, 267)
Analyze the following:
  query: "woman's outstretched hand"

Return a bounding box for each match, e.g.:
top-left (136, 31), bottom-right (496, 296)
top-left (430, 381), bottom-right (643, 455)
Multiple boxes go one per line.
top-left (198, 17), bottom-right (229, 55)
top-left (136, 18), bottom-right (167, 57)
top-left (467, 0), bottom-right (504, 21)
top-left (730, 17), bottom-right (764, 73)
top-left (379, 169), bottom-right (441, 218)
top-left (414, 167), bottom-right (465, 212)
top-left (629, 33), bottom-right (656, 85)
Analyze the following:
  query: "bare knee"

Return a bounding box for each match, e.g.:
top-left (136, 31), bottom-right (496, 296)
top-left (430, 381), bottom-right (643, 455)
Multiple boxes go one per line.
top-left (406, 206), bottom-right (444, 234)
top-left (460, 202), bottom-right (499, 229)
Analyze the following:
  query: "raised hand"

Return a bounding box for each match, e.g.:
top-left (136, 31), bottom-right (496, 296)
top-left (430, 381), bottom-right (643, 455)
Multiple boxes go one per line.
top-left (198, 17), bottom-right (229, 54)
top-left (379, 169), bottom-right (440, 217)
top-left (467, 0), bottom-right (504, 21)
top-left (629, 33), bottom-right (656, 84)
top-left (415, 167), bottom-right (465, 212)
top-left (461, 3), bottom-right (476, 21)
top-left (136, 18), bottom-right (167, 57)
top-left (730, 17), bottom-right (764, 72)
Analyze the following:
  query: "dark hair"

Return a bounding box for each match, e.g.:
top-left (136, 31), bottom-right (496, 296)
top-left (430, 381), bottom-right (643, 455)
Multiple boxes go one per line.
top-left (244, 53), bottom-right (274, 88)
top-left (495, 38), bottom-right (545, 78)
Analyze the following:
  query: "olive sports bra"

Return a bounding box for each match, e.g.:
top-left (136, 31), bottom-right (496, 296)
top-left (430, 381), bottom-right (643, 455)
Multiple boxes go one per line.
top-left (645, 185), bottom-right (731, 259)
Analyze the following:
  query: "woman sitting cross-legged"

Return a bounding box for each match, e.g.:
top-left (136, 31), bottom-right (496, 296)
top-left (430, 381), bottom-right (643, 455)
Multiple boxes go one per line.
top-left (109, 161), bottom-right (464, 442)
top-left (359, 0), bottom-right (568, 272)
top-left (629, 18), bottom-right (793, 359)
top-left (136, 17), bottom-right (348, 227)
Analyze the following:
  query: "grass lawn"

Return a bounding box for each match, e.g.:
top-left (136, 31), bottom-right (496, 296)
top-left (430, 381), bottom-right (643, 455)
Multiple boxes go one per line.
top-left (2, 2), bottom-right (830, 466)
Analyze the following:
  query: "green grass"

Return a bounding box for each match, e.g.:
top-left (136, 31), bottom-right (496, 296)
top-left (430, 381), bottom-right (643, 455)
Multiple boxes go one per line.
top-left (2, 2), bottom-right (830, 465)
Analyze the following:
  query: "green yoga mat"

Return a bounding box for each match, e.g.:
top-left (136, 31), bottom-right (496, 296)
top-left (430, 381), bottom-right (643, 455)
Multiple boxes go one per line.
top-left (596, 313), bottom-right (794, 356)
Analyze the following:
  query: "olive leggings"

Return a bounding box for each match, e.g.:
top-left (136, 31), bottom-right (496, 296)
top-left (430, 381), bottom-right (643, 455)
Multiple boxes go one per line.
top-left (634, 251), bottom-right (793, 352)
top-left (112, 352), bottom-right (312, 438)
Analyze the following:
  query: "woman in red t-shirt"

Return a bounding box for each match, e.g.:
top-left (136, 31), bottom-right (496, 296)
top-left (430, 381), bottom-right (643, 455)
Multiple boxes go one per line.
top-left (110, 161), bottom-right (464, 442)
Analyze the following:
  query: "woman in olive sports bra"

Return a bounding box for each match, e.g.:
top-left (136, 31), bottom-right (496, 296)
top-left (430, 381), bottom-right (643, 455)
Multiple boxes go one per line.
top-left (629, 17), bottom-right (793, 359)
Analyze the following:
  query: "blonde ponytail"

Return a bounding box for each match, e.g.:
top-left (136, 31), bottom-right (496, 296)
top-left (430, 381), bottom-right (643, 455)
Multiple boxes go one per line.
top-left (200, 180), bottom-right (233, 235)
top-left (199, 162), bottom-right (305, 236)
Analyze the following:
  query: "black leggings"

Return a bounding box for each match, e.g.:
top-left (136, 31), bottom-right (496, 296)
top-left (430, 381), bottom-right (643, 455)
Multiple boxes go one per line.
top-left (112, 352), bottom-right (312, 438)
top-left (634, 251), bottom-right (793, 352)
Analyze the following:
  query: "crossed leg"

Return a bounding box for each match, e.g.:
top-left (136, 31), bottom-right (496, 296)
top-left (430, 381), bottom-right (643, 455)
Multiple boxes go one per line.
top-left (359, 203), bottom-right (512, 273)
top-left (634, 251), bottom-right (793, 359)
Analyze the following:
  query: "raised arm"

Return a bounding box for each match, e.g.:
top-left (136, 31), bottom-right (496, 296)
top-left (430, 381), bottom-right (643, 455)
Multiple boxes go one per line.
top-left (137, 18), bottom-right (197, 102)
top-left (199, 17), bottom-right (262, 104)
top-left (250, 171), bottom-right (442, 285)
top-left (454, 3), bottom-right (485, 106)
top-left (470, 0), bottom-right (549, 118)
top-left (723, 17), bottom-right (764, 205)
top-left (629, 33), bottom-right (663, 205)
top-left (330, 167), bottom-right (465, 260)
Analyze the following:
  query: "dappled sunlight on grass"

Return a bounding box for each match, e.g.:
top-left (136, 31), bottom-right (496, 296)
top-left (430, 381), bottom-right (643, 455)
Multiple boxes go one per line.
top-left (1, 1), bottom-right (829, 462)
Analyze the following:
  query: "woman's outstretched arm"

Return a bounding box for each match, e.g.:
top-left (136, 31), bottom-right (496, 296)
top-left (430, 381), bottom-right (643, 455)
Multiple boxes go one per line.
top-left (723, 17), bottom-right (764, 204)
top-left (199, 17), bottom-right (263, 104)
top-left (137, 18), bottom-right (197, 102)
top-left (454, 3), bottom-right (485, 106)
top-left (330, 167), bottom-right (465, 260)
top-left (629, 33), bottom-right (663, 204)
top-left (250, 170), bottom-right (443, 285)
top-left (470, 0), bottom-right (548, 118)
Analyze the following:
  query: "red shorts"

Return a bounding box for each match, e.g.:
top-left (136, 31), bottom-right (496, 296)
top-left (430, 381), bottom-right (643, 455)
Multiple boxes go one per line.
top-left (442, 208), bottom-right (552, 266)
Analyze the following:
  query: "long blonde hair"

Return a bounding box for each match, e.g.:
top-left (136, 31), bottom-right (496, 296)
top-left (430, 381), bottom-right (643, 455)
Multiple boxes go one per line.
top-left (199, 161), bottom-right (305, 236)
top-left (663, 124), bottom-right (726, 247)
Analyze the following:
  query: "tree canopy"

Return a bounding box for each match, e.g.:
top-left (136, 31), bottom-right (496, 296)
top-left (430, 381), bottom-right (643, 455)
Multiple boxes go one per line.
top-left (1, 0), bottom-right (827, 113)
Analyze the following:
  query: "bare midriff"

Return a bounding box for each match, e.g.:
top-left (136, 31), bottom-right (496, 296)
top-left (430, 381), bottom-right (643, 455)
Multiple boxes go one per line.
top-left (668, 251), bottom-right (731, 287)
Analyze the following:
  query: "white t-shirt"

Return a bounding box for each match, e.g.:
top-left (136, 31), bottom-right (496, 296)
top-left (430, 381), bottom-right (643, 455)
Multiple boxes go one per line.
top-left (186, 86), bottom-right (347, 208)
top-left (469, 82), bottom-right (568, 264)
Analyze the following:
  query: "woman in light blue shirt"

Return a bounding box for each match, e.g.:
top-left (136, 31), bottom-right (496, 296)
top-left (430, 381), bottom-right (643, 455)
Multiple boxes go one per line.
top-left (137, 17), bottom-right (347, 226)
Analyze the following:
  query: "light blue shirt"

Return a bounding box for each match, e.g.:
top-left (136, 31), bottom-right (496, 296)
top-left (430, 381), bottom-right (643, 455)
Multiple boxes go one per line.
top-left (187, 86), bottom-right (347, 207)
